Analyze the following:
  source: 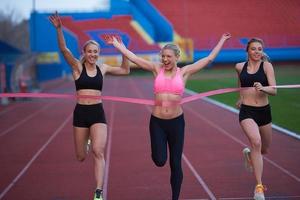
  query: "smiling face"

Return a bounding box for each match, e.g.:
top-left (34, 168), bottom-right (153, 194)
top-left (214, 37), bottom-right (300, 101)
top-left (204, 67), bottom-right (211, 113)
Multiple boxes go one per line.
top-left (246, 38), bottom-right (265, 62)
top-left (84, 43), bottom-right (100, 64)
top-left (81, 40), bottom-right (100, 65)
top-left (160, 44), bottom-right (180, 71)
top-left (247, 42), bottom-right (263, 61)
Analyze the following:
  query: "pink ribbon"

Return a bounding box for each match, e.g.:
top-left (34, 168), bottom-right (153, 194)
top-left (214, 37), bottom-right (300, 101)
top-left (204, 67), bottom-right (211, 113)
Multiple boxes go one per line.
top-left (0, 93), bottom-right (155, 106)
top-left (181, 88), bottom-right (242, 104)
top-left (1, 84), bottom-right (299, 106)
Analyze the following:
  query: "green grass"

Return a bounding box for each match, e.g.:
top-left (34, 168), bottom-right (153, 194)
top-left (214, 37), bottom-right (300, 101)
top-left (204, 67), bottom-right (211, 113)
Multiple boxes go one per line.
top-left (185, 63), bottom-right (300, 134)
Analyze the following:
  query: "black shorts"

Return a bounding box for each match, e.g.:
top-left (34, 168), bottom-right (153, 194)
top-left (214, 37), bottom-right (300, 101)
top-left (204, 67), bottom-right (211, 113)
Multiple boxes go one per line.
top-left (239, 104), bottom-right (272, 126)
top-left (73, 103), bottom-right (106, 128)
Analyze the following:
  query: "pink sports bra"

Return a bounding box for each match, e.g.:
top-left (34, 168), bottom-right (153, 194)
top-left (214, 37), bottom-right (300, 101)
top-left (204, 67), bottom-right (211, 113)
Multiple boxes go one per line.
top-left (154, 67), bottom-right (184, 95)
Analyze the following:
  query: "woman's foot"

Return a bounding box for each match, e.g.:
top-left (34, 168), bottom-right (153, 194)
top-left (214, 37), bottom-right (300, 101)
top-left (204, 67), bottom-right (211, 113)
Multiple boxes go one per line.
top-left (94, 188), bottom-right (103, 200)
top-left (242, 147), bottom-right (253, 172)
top-left (254, 184), bottom-right (266, 200)
top-left (86, 139), bottom-right (91, 154)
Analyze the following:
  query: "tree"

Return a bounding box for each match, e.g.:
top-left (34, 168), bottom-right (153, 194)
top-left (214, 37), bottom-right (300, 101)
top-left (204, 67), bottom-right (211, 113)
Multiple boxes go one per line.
top-left (0, 10), bottom-right (29, 52)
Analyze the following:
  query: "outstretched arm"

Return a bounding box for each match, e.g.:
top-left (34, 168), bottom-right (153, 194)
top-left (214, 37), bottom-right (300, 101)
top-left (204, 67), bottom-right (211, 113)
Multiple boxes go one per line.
top-left (103, 35), bottom-right (157, 74)
top-left (181, 33), bottom-right (231, 78)
top-left (48, 12), bottom-right (80, 71)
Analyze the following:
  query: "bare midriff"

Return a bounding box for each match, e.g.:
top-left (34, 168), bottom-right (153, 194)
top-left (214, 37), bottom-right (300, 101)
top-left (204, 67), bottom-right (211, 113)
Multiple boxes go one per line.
top-left (76, 89), bottom-right (102, 105)
top-left (153, 93), bottom-right (183, 119)
top-left (240, 88), bottom-right (269, 106)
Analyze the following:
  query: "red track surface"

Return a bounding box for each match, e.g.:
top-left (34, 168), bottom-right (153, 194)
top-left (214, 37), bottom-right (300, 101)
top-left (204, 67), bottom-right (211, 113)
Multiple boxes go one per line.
top-left (0, 76), bottom-right (299, 200)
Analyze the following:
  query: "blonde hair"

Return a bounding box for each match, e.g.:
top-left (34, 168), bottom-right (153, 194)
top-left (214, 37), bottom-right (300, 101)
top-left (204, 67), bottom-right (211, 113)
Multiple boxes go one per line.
top-left (246, 38), bottom-right (270, 62)
top-left (160, 44), bottom-right (180, 57)
top-left (80, 40), bottom-right (100, 64)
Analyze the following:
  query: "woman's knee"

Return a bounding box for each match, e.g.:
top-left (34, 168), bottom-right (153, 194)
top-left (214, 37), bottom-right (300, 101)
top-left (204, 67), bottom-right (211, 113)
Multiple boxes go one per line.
top-left (152, 156), bottom-right (167, 167)
top-left (250, 138), bottom-right (262, 150)
top-left (92, 147), bottom-right (105, 159)
top-left (261, 147), bottom-right (269, 154)
top-left (76, 153), bottom-right (86, 162)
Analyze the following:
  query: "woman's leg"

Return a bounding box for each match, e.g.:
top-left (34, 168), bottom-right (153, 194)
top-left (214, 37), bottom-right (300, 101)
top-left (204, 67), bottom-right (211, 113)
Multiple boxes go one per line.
top-left (259, 123), bottom-right (272, 154)
top-left (90, 123), bottom-right (107, 189)
top-left (73, 126), bottom-right (90, 162)
top-left (167, 116), bottom-right (185, 200)
top-left (149, 116), bottom-right (168, 167)
top-left (240, 119), bottom-right (263, 185)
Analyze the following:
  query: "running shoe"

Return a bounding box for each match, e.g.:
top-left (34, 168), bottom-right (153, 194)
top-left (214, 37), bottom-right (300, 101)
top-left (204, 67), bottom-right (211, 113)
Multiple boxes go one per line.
top-left (94, 189), bottom-right (103, 200)
top-left (254, 184), bottom-right (266, 200)
top-left (86, 139), bottom-right (91, 154)
top-left (242, 147), bottom-right (253, 172)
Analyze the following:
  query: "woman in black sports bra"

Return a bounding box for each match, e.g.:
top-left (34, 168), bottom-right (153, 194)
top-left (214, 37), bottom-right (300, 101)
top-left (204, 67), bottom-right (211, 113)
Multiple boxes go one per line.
top-left (49, 12), bottom-right (129, 200)
top-left (235, 38), bottom-right (277, 200)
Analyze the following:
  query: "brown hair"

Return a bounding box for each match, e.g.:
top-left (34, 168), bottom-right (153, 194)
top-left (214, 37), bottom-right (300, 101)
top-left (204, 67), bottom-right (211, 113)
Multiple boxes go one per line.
top-left (246, 38), bottom-right (270, 62)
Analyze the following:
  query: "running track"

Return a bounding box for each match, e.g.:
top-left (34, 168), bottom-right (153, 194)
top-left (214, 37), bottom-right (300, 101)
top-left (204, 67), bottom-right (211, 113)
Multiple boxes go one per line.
top-left (0, 76), bottom-right (299, 200)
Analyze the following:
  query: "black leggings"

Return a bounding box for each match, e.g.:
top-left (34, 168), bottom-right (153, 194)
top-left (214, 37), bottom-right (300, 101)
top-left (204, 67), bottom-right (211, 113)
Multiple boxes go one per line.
top-left (149, 114), bottom-right (185, 200)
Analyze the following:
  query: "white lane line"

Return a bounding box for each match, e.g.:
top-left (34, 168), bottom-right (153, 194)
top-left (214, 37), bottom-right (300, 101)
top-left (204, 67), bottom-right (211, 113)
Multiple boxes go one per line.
top-left (0, 113), bottom-right (72, 199)
top-left (181, 195), bottom-right (300, 200)
top-left (219, 195), bottom-right (300, 199)
top-left (0, 102), bottom-right (54, 137)
top-left (0, 104), bottom-right (18, 117)
top-left (185, 89), bottom-right (300, 140)
top-left (129, 78), bottom-right (216, 199)
top-left (182, 155), bottom-right (217, 200)
top-left (103, 103), bottom-right (115, 200)
top-left (103, 78), bottom-right (119, 200)
top-left (185, 106), bottom-right (300, 183)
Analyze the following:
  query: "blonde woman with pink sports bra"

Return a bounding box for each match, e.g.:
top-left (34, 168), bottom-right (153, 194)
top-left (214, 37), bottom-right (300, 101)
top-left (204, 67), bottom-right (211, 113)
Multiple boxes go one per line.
top-left (104, 33), bottom-right (231, 200)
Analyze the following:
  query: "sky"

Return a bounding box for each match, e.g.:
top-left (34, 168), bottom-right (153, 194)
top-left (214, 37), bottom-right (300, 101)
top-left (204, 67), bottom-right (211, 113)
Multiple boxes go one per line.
top-left (0, 0), bottom-right (109, 22)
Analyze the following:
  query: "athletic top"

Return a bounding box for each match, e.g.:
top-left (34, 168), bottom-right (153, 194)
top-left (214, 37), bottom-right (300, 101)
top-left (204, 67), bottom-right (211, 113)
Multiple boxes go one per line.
top-left (239, 62), bottom-right (269, 87)
top-left (75, 64), bottom-right (103, 91)
top-left (154, 67), bottom-right (184, 95)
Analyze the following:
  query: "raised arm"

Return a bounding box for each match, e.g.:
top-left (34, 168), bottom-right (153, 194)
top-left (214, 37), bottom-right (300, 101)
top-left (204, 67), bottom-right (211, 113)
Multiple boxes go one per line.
top-left (48, 12), bottom-right (80, 72)
top-left (103, 35), bottom-right (157, 73)
top-left (102, 55), bottom-right (130, 75)
top-left (181, 33), bottom-right (231, 78)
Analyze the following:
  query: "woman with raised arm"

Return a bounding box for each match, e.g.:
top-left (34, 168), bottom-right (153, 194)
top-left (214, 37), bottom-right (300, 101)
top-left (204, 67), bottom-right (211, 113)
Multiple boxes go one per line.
top-left (49, 12), bottom-right (129, 200)
top-left (235, 38), bottom-right (277, 200)
top-left (104, 33), bottom-right (231, 200)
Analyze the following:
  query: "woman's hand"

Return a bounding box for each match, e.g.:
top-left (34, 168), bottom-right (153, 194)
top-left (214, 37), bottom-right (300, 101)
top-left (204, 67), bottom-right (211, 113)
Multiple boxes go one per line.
top-left (253, 82), bottom-right (264, 91)
top-left (221, 32), bottom-right (231, 41)
top-left (49, 11), bottom-right (62, 29)
top-left (102, 34), bottom-right (124, 47)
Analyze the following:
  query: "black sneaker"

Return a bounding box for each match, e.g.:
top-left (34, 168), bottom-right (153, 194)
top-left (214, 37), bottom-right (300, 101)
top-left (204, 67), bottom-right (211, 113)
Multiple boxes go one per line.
top-left (94, 189), bottom-right (103, 200)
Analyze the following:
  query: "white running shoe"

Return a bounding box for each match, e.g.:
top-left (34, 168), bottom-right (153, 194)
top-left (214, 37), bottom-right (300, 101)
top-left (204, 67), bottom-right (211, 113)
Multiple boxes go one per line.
top-left (242, 147), bottom-right (253, 172)
top-left (254, 184), bottom-right (266, 200)
top-left (86, 139), bottom-right (91, 154)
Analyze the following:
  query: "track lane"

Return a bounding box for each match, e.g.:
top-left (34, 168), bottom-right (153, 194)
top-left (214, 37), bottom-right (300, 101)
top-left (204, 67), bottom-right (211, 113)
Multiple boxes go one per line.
top-left (0, 76), bottom-right (299, 200)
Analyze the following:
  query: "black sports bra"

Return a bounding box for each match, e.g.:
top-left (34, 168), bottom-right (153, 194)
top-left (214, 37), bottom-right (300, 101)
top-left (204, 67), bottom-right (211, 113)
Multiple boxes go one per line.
top-left (75, 64), bottom-right (103, 91)
top-left (239, 62), bottom-right (269, 87)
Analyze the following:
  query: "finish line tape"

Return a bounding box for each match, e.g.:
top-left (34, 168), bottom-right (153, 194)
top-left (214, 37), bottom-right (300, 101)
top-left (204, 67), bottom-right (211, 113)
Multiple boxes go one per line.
top-left (0, 85), bottom-right (299, 106)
